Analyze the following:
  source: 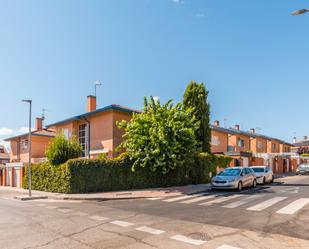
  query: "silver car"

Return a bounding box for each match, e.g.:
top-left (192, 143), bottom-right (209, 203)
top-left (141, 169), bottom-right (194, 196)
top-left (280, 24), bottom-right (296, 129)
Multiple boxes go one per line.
top-left (296, 164), bottom-right (309, 175)
top-left (211, 167), bottom-right (257, 191)
top-left (251, 166), bottom-right (274, 184)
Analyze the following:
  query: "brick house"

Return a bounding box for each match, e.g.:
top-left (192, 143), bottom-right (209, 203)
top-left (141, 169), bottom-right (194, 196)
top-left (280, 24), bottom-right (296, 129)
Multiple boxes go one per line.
top-left (46, 96), bottom-right (139, 158)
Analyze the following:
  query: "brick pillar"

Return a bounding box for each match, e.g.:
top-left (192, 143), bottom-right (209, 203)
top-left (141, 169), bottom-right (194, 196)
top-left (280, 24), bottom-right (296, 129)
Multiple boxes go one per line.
top-left (2, 168), bottom-right (6, 186)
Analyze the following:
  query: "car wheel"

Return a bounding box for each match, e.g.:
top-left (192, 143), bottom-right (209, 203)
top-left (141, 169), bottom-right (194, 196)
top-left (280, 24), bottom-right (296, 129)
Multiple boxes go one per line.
top-left (262, 177), bottom-right (266, 185)
top-left (237, 181), bottom-right (243, 191)
top-left (270, 175), bottom-right (274, 183)
top-left (252, 179), bottom-right (257, 188)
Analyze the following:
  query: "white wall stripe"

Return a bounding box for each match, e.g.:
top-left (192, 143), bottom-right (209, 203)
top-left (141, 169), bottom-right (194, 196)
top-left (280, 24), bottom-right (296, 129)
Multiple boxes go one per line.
top-left (247, 197), bottom-right (287, 211)
top-left (163, 195), bottom-right (201, 203)
top-left (89, 216), bottom-right (108, 221)
top-left (110, 220), bottom-right (134, 227)
top-left (276, 198), bottom-right (309, 215)
top-left (135, 226), bottom-right (165, 235)
top-left (170, 235), bottom-right (206, 245)
top-left (223, 195), bottom-right (264, 209)
top-left (216, 245), bottom-right (242, 249)
top-left (199, 195), bottom-right (241, 206)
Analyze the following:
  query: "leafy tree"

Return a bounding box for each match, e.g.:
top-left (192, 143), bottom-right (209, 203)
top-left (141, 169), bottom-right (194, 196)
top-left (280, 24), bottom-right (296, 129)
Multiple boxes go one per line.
top-left (118, 97), bottom-right (199, 174)
top-left (45, 133), bottom-right (82, 166)
top-left (183, 81), bottom-right (211, 152)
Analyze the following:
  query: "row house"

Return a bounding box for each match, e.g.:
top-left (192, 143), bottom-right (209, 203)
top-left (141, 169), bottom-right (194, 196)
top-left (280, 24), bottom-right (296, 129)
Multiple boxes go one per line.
top-left (211, 121), bottom-right (294, 174)
top-left (0, 145), bottom-right (9, 165)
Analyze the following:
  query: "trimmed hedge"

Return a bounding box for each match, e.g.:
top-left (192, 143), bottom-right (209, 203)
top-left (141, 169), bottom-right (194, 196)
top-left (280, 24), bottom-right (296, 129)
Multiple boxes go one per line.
top-left (23, 153), bottom-right (232, 193)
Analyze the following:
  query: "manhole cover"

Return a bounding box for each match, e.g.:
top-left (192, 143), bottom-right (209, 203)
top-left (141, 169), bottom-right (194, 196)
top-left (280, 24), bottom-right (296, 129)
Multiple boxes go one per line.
top-left (187, 232), bottom-right (211, 241)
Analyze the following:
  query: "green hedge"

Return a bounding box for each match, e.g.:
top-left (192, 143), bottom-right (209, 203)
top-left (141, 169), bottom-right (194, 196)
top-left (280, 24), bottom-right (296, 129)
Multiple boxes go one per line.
top-left (23, 153), bottom-right (232, 193)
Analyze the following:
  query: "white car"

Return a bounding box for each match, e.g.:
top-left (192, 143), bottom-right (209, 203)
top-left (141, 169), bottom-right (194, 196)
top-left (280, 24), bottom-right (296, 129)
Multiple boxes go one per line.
top-left (251, 166), bottom-right (274, 185)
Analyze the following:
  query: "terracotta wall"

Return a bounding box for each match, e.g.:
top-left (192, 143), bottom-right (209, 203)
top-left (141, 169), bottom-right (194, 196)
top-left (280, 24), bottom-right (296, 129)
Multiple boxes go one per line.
top-left (267, 140), bottom-right (280, 153)
top-left (251, 137), bottom-right (267, 153)
top-left (211, 130), bottom-right (228, 153)
top-left (228, 134), bottom-right (250, 152)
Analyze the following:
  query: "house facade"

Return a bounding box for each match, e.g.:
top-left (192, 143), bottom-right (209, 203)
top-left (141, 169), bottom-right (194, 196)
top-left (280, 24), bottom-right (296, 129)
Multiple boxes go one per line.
top-left (211, 121), bottom-right (293, 173)
top-left (4, 118), bottom-right (55, 164)
top-left (46, 96), bottom-right (138, 158)
top-left (0, 145), bottom-right (9, 164)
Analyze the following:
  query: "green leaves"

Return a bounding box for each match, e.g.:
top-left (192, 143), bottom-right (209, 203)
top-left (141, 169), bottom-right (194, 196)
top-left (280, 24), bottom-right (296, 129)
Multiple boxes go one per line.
top-left (183, 81), bottom-right (211, 153)
top-left (45, 133), bottom-right (82, 166)
top-left (118, 96), bottom-right (200, 174)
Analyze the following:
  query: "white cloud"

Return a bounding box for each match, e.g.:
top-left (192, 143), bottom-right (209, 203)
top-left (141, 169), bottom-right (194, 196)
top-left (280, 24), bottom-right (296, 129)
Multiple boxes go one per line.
top-left (0, 127), bottom-right (14, 136)
top-left (18, 127), bottom-right (31, 133)
top-left (172, 0), bottom-right (184, 4)
top-left (195, 13), bottom-right (205, 18)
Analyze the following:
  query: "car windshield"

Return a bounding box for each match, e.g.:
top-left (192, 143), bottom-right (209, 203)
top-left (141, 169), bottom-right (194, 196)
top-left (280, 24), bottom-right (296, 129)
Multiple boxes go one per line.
top-left (299, 165), bottom-right (308, 170)
top-left (252, 168), bottom-right (265, 173)
top-left (218, 168), bottom-right (241, 176)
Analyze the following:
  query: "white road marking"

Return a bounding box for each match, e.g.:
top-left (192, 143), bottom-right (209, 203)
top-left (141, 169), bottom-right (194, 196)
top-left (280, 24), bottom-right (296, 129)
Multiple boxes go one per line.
top-left (279, 187), bottom-right (299, 194)
top-left (89, 216), bottom-right (108, 221)
top-left (170, 234), bottom-right (206, 245)
top-left (110, 220), bottom-right (134, 227)
top-left (45, 206), bottom-right (58, 209)
top-left (216, 245), bottom-right (242, 249)
top-left (223, 195), bottom-right (264, 209)
top-left (181, 195), bottom-right (216, 204)
top-left (135, 226), bottom-right (165, 235)
top-left (36, 203), bottom-right (46, 207)
top-left (276, 198), bottom-right (309, 215)
top-left (147, 197), bottom-right (164, 200)
top-left (199, 195), bottom-right (241, 206)
top-left (72, 211), bottom-right (89, 216)
top-left (247, 197), bottom-right (287, 211)
top-left (163, 195), bottom-right (201, 203)
top-left (57, 208), bottom-right (72, 213)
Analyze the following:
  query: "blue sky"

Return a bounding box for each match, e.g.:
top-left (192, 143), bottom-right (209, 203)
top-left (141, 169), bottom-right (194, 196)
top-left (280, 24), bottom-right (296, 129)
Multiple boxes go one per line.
top-left (1, 0), bottom-right (309, 147)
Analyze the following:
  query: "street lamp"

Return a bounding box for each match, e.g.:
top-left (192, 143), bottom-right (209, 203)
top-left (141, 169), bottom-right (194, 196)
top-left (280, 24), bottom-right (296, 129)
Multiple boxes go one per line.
top-left (22, 99), bottom-right (32, 197)
top-left (94, 80), bottom-right (102, 98)
top-left (291, 9), bottom-right (309, 16)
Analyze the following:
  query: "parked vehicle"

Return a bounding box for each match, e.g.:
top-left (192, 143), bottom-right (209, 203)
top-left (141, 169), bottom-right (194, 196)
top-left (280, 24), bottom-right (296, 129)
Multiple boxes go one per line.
top-left (251, 166), bottom-right (274, 184)
top-left (211, 167), bottom-right (257, 191)
top-left (296, 164), bottom-right (309, 175)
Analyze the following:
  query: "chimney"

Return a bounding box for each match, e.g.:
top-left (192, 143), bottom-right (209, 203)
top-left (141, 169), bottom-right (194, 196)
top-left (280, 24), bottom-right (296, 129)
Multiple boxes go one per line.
top-left (87, 95), bottom-right (96, 112)
top-left (234, 124), bottom-right (240, 130)
top-left (213, 120), bottom-right (220, 127)
top-left (35, 117), bottom-right (43, 130)
top-left (250, 128), bottom-right (255, 133)
top-left (304, 136), bottom-right (308, 140)
top-left (293, 137), bottom-right (297, 143)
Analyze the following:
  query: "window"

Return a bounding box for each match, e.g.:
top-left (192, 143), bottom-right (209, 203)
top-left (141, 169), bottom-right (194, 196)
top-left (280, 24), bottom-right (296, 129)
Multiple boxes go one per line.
top-left (79, 124), bottom-right (87, 157)
top-left (228, 145), bottom-right (235, 152)
top-left (272, 143), bottom-right (277, 150)
top-left (63, 128), bottom-right (70, 139)
top-left (21, 140), bottom-right (28, 150)
top-left (237, 138), bottom-right (245, 148)
top-left (257, 141), bottom-right (263, 149)
top-left (211, 136), bottom-right (220, 146)
top-left (0, 148), bottom-right (4, 153)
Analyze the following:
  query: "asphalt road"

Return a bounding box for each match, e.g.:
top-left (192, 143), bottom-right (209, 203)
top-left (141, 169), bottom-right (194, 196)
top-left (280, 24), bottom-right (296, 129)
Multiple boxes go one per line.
top-left (1, 175), bottom-right (309, 249)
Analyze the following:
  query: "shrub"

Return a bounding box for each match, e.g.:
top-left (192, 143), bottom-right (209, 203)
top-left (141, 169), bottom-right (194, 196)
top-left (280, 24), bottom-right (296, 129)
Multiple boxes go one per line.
top-left (23, 153), bottom-right (232, 193)
top-left (118, 97), bottom-right (200, 174)
top-left (45, 133), bottom-right (82, 166)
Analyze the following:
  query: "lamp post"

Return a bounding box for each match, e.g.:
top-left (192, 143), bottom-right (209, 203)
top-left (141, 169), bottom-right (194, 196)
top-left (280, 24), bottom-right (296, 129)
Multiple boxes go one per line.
top-left (22, 99), bottom-right (32, 197)
top-left (291, 9), bottom-right (309, 16)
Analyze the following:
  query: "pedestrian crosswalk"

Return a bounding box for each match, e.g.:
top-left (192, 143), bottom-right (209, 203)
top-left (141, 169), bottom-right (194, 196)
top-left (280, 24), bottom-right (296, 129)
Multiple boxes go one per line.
top-left (148, 192), bottom-right (309, 216)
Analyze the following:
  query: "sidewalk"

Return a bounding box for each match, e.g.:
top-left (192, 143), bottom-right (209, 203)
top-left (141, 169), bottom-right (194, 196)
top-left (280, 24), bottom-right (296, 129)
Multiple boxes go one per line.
top-left (0, 184), bottom-right (211, 201)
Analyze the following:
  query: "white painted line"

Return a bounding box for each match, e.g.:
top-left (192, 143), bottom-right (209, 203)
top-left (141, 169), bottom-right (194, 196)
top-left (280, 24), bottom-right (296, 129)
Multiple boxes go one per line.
top-left (36, 203), bottom-right (46, 207)
top-left (57, 208), bottom-right (72, 213)
top-left (223, 195), bottom-right (264, 209)
top-left (276, 198), bottom-right (309, 215)
top-left (45, 206), bottom-right (58, 209)
top-left (110, 220), bottom-right (134, 227)
top-left (247, 197), bottom-right (287, 211)
top-left (147, 197), bottom-right (163, 200)
top-left (89, 216), bottom-right (108, 221)
top-left (216, 245), bottom-right (242, 249)
top-left (135, 226), bottom-right (165, 235)
top-left (170, 235), bottom-right (206, 246)
top-left (72, 211), bottom-right (88, 216)
top-left (163, 195), bottom-right (201, 203)
top-left (181, 195), bottom-right (216, 204)
top-left (199, 195), bottom-right (241, 206)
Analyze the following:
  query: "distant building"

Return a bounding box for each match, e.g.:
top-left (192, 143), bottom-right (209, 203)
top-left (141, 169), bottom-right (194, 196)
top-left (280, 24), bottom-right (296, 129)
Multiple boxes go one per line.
top-left (210, 120), bottom-right (294, 174)
top-left (0, 145), bottom-right (9, 164)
